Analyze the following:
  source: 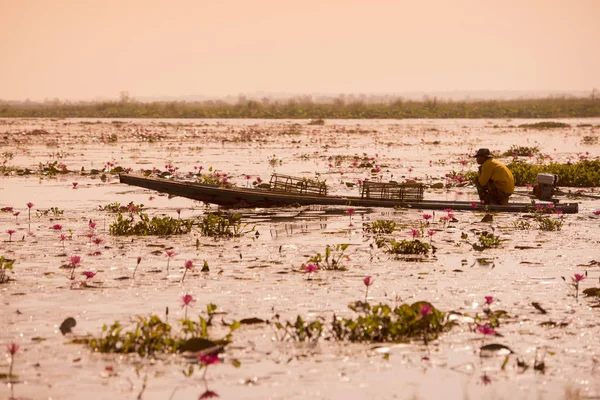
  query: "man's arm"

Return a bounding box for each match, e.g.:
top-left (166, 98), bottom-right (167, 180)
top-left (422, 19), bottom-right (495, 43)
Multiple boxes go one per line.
top-left (478, 161), bottom-right (493, 186)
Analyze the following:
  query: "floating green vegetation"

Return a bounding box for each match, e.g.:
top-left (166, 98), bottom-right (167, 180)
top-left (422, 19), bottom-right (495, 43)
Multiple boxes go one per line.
top-left (507, 159), bottom-right (600, 187)
top-left (35, 207), bottom-right (64, 217)
top-left (376, 238), bottom-right (434, 256)
top-left (307, 118), bottom-right (325, 125)
top-left (99, 201), bottom-right (144, 213)
top-left (363, 220), bottom-right (396, 234)
top-left (275, 301), bottom-right (454, 343)
top-left (518, 121), bottom-right (570, 129)
top-left (199, 213), bottom-right (252, 238)
top-left (304, 244), bottom-right (350, 271)
top-left (502, 145), bottom-right (540, 157)
top-left (109, 213), bottom-right (195, 236)
top-left (471, 231), bottom-right (501, 251)
top-left (272, 315), bottom-right (324, 343)
top-left (513, 220), bottom-right (532, 230)
top-left (535, 215), bottom-right (563, 231)
top-left (86, 305), bottom-right (239, 357)
top-left (193, 167), bottom-right (234, 187)
top-left (0, 256), bottom-right (15, 283)
top-left (332, 301), bottom-right (454, 343)
top-left (37, 161), bottom-right (71, 176)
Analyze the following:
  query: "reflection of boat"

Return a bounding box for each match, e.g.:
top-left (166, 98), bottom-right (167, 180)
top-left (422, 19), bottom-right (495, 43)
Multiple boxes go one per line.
top-left (119, 173), bottom-right (579, 214)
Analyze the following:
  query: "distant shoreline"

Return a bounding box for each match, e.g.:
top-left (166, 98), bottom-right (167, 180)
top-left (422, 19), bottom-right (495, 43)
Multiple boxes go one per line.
top-left (1, 96), bottom-right (599, 119)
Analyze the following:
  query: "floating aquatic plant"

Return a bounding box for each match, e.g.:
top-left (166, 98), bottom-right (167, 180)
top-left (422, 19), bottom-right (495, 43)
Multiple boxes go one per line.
top-left (376, 238), bottom-right (434, 256)
top-left (99, 201), bottom-right (144, 214)
top-left (199, 213), bottom-right (252, 238)
top-left (0, 256), bottom-right (16, 283)
top-left (363, 220), bottom-right (396, 234)
top-left (331, 301), bottom-right (454, 343)
top-left (109, 213), bottom-right (195, 236)
top-left (85, 304), bottom-right (239, 357)
top-left (304, 243), bottom-right (349, 271)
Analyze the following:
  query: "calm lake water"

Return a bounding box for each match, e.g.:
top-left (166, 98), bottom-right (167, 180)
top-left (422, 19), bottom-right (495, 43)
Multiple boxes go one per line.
top-left (1, 118), bottom-right (599, 400)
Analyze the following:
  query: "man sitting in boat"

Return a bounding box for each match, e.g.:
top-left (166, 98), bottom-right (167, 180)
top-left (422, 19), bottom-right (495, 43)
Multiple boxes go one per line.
top-left (473, 148), bottom-right (514, 205)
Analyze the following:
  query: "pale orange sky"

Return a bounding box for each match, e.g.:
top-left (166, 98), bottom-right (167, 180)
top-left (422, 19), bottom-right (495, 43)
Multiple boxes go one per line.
top-left (0, 0), bottom-right (599, 101)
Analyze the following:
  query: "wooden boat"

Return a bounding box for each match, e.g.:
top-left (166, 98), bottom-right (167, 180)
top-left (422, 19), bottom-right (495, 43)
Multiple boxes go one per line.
top-left (119, 173), bottom-right (579, 214)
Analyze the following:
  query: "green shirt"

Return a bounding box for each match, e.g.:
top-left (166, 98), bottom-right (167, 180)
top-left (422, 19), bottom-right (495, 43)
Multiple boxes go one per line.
top-left (478, 158), bottom-right (515, 194)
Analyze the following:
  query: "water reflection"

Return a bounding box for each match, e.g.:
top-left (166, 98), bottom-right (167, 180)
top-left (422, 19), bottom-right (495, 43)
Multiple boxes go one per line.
top-left (269, 221), bottom-right (328, 238)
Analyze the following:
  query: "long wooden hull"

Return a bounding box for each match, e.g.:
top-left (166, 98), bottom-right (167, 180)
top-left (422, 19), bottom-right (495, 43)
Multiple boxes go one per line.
top-left (119, 174), bottom-right (579, 214)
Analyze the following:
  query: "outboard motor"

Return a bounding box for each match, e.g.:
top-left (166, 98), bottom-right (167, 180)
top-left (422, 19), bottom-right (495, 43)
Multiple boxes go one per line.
top-left (533, 173), bottom-right (558, 200)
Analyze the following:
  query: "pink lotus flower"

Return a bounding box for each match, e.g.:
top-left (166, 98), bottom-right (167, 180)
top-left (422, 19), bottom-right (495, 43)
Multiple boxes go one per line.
top-left (410, 229), bottom-right (420, 238)
top-left (92, 237), bottom-right (103, 246)
top-left (198, 353), bottom-right (221, 366)
top-left (68, 255), bottom-right (82, 280)
top-left (6, 342), bottom-right (19, 355)
top-left (6, 341), bottom-right (19, 379)
top-left (256, 177), bottom-right (263, 183)
top-left (69, 255), bottom-right (82, 267)
top-left (165, 250), bottom-right (176, 272)
top-left (347, 208), bottom-right (355, 215)
top-left (423, 214), bottom-right (432, 220)
top-left (469, 202), bottom-right (479, 207)
top-left (181, 294), bottom-right (195, 307)
top-left (52, 224), bottom-right (63, 231)
top-left (476, 324), bottom-right (496, 336)
top-left (89, 220), bottom-right (96, 229)
top-left (363, 276), bottom-right (374, 302)
top-left (7, 229), bottom-right (15, 242)
top-left (303, 263), bottom-right (318, 280)
top-left (26, 202), bottom-right (34, 221)
top-left (419, 304), bottom-right (433, 318)
top-left (593, 210), bottom-right (600, 216)
top-left (181, 260), bottom-right (194, 282)
top-left (5, 206), bottom-right (13, 212)
top-left (303, 263), bottom-right (318, 273)
top-left (181, 294), bottom-right (195, 319)
top-left (199, 390), bottom-right (219, 399)
top-left (72, 182), bottom-right (78, 189)
top-left (427, 230), bottom-right (436, 237)
top-left (443, 208), bottom-right (453, 213)
top-left (484, 296), bottom-right (494, 305)
top-left (572, 273), bottom-right (586, 283)
top-left (83, 271), bottom-right (96, 279)
top-left (480, 374), bottom-right (492, 385)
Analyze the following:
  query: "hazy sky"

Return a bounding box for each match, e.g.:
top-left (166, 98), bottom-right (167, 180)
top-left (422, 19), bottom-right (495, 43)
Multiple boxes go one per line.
top-left (1, 0), bottom-right (599, 101)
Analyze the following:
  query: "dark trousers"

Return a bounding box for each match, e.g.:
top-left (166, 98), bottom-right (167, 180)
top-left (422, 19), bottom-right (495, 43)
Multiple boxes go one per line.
top-left (476, 181), bottom-right (511, 205)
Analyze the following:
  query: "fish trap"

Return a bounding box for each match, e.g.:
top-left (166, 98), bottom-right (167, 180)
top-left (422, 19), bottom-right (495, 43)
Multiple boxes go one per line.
top-left (360, 181), bottom-right (424, 202)
top-left (269, 174), bottom-right (328, 195)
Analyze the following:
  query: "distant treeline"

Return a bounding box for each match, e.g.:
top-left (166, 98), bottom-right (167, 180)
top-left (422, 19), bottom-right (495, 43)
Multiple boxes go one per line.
top-left (1, 96), bottom-right (600, 119)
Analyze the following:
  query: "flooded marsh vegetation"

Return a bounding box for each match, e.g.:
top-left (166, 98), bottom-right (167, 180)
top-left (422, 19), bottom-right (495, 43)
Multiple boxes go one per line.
top-left (1, 118), bottom-right (600, 399)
